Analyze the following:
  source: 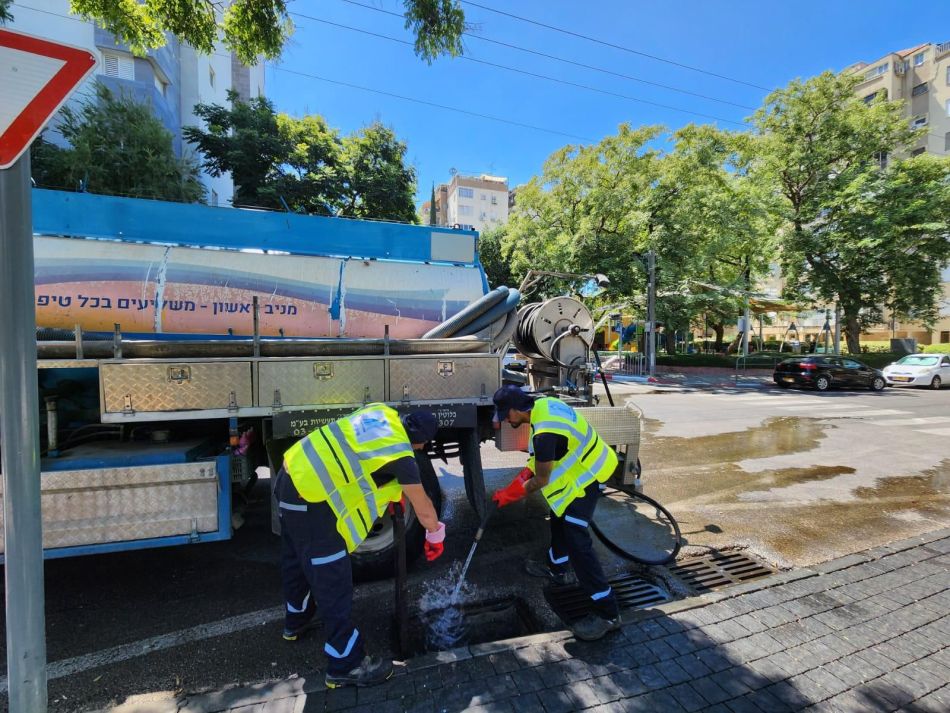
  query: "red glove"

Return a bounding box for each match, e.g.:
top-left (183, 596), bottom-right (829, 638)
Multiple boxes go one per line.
top-left (424, 521), bottom-right (446, 561)
top-left (492, 467), bottom-right (533, 507)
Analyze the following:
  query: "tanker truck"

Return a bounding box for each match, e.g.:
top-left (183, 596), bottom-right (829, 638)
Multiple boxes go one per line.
top-left (2, 189), bottom-right (636, 578)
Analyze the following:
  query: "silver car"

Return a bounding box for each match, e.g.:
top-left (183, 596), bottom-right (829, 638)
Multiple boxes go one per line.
top-left (882, 353), bottom-right (950, 389)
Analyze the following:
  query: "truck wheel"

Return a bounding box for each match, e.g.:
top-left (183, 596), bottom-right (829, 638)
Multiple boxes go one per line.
top-left (351, 450), bottom-right (443, 582)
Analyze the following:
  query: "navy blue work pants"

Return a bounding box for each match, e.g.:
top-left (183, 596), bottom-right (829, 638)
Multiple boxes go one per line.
top-left (275, 469), bottom-right (364, 675)
top-left (548, 481), bottom-right (620, 620)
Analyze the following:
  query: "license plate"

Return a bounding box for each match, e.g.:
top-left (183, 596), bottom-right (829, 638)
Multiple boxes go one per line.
top-left (782, 376), bottom-right (795, 383)
top-left (892, 376), bottom-right (912, 382)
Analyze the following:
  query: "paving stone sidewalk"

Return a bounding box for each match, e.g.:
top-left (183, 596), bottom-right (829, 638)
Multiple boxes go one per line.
top-left (125, 529), bottom-right (950, 713)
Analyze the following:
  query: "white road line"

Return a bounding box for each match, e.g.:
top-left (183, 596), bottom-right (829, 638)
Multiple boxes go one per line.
top-left (0, 605), bottom-right (285, 693)
top-left (868, 416), bottom-right (950, 427)
top-left (916, 427), bottom-right (950, 436)
top-left (821, 409), bottom-right (910, 418)
top-left (776, 404), bottom-right (862, 411)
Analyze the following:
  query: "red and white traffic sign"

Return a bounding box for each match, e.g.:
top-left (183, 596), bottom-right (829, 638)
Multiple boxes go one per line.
top-left (0, 28), bottom-right (97, 169)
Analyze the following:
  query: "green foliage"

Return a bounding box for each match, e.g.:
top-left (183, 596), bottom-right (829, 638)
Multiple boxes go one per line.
top-left (185, 94), bottom-right (417, 221)
top-left (69, 0), bottom-right (464, 64)
top-left (403, 0), bottom-right (465, 63)
top-left (0, 0), bottom-right (13, 23)
top-left (30, 83), bottom-right (205, 203)
top-left (478, 225), bottom-right (515, 288)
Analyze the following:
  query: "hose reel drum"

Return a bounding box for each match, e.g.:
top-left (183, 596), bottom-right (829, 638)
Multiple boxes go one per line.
top-left (513, 297), bottom-right (595, 396)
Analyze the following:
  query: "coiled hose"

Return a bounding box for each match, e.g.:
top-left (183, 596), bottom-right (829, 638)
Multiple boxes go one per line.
top-left (422, 286), bottom-right (521, 352)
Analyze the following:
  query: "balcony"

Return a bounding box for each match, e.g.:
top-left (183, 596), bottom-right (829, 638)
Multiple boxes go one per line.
top-left (937, 41), bottom-right (950, 58)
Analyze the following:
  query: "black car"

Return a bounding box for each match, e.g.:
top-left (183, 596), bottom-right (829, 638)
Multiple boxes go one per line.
top-left (773, 356), bottom-right (887, 392)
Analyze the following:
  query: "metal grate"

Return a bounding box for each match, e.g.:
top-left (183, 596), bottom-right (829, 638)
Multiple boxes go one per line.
top-left (544, 572), bottom-right (671, 624)
top-left (666, 551), bottom-right (775, 594)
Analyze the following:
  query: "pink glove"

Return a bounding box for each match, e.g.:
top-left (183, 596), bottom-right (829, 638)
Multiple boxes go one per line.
top-left (424, 521), bottom-right (446, 561)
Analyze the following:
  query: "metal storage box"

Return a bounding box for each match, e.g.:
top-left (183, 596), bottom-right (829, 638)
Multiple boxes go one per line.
top-left (389, 355), bottom-right (499, 402)
top-left (100, 360), bottom-right (253, 415)
top-left (257, 358), bottom-right (385, 408)
top-left (0, 462), bottom-right (219, 552)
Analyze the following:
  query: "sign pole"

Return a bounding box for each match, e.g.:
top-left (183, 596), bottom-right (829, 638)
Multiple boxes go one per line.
top-left (0, 153), bottom-right (48, 713)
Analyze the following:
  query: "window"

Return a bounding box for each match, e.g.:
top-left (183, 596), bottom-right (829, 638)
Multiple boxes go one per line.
top-left (912, 82), bottom-right (929, 96)
top-left (154, 74), bottom-right (167, 97)
top-left (947, 66), bottom-right (950, 85)
top-left (945, 132), bottom-right (950, 152)
top-left (911, 115), bottom-right (928, 128)
top-left (480, 193), bottom-right (486, 200)
top-left (914, 51), bottom-right (926, 66)
top-left (458, 204), bottom-right (473, 216)
top-left (911, 147), bottom-right (926, 156)
top-left (101, 50), bottom-right (134, 80)
top-left (875, 151), bottom-right (888, 169)
top-left (946, 99), bottom-right (950, 117)
top-left (863, 91), bottom-right (879, 104)
top-left (457, 187), bottom-right (474, 198)
top-left (490, 195), bottom-right (498, 205)
top-left (941, 331), bottom-right (949, 343)
top-left (209, 65), bottom-right (216, 88)
top-left (864, 63), bottom-right (888, 80)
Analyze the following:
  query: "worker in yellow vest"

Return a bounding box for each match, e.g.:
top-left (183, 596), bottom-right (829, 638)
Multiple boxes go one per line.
top-left (490, 385), bottom-right (621, 641)
top-left (277, 404), bottom-right (445, 688)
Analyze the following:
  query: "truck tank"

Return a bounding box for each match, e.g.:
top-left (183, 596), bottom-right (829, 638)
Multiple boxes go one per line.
top-left (32, 189), bottom-right (488, 339)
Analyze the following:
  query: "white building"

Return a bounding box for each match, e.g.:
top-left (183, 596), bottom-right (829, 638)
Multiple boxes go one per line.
top-left (425, 174), bottom-right (509, 232)
top-left (9, 0), bottom-right (264, 206)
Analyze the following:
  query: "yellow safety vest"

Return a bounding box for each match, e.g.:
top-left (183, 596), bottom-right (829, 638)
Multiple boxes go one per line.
top-left (529, 398), bottom-right (618, 517)
top-left (283, 403), bottom-right (414, 552)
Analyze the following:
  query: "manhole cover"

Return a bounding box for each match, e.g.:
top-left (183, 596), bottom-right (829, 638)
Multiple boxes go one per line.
top-left (410, 596), bottom-right (541, 654)
top-left (666, 551), bottom-right (775, 594)
top-left (544, 571), bottom-right (671, 624)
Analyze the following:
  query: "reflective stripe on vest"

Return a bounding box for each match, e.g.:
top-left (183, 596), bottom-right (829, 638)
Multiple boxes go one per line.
top-left (532, 398), bottom-right (618, 517)
top-left (283, 404), bottom-right (413, 551)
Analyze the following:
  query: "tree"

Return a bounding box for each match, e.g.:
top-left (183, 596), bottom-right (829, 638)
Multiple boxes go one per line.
top-left (478, 225), bottom-right (515, 288)
top-left (0, 0), bottom-right (12, 24)
top-left (751, 71), bottom-right (930, 352)
top-left (30, 82), bottom-right (205, 203)
top-left (185, 95), bottom-right (418, 221)
top-left (68, 0), bottom-right (465, 64)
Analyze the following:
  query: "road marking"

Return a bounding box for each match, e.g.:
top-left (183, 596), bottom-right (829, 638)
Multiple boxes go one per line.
top-left (822, 409), bottom-right (910, 418)
top-left (0, 605), bottom-right (285, 692)
top-left (916, 427), bottom-right (950, 436)
top-left (868, 416), bottom-right (950, 427)
top-left (776, 403), bottom-right (861, 411)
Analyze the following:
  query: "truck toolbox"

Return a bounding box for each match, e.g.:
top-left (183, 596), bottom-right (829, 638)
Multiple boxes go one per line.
top-left (258, 357), bottom-right (385, 408)
top-left (0, 462), bottom-right (219, 552)
top-left (99, 360), bottom-right (254, 415)
top-left (388, 354), bottom-right (500, 402)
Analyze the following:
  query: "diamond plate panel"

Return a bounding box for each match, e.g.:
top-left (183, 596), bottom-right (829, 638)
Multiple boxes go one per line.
top-left (0, 462), bottom-right (218, 552)
top-left (578, 404), bottom-right (640, 448)
top-left (101, 361), bottom-right (253, 413)
top-left (389, 355), bottom-right (500, 401)
top-left (257, 358), bottom-right (384, 407)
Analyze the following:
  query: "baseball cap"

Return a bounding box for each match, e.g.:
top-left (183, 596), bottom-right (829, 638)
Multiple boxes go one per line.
top-left (493, 385), bottom-right (535, 421)
top-left (403, 410), bottom-right (439, 445)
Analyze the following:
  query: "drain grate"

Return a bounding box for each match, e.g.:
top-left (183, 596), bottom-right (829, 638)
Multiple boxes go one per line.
top-left (544, 572), bottom-right (671, 624)
top-left (666, 551), bottom-right (775, 594)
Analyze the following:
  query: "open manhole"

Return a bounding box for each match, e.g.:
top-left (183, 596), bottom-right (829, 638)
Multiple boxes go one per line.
top-left (543, 572), bottom-right (671, 624)
top-left (666, 551), bottom-right (775, 594)
top-left (408, 596), bottom-right (541, 654)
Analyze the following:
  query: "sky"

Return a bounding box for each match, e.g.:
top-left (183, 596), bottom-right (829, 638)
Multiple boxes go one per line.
top-left (265, 1), bottom-right (950, 209)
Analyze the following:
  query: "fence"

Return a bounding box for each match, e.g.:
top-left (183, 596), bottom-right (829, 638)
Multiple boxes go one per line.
top-left (597, 351), bottom-right (647, 376)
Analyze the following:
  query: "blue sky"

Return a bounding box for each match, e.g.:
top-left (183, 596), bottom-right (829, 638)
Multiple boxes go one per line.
top-left (265, 1), bottom-right (950, 208)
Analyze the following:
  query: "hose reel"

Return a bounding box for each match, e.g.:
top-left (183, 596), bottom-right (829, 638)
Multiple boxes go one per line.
top-left (513, 297), bottom-right (594, 369)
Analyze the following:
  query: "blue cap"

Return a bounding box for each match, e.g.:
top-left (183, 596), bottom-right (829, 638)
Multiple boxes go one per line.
top-left (403, 410), bottom-right (439, 445)
top-left (493, 385), bottom-right (535, 421)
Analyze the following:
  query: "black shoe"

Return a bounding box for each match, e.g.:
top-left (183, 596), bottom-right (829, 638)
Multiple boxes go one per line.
top-left (524, 559), bottom-right (570, 586)
top-left (571, 613), bottom-right (621, 641)
top-left (282, 613), bottom-right (316, 642)
top-left (325, 656), bottom-right (394, 688)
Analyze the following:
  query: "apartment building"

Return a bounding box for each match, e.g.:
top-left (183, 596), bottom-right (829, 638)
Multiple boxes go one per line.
top-left (10, 0), bottom-right (264, 206)
top-left (423, 174), bottom-right (510, 232)
top-left (845, 42), bottom-right (950, 346)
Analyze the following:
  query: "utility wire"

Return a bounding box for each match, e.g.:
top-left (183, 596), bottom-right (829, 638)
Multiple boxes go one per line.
top-left (333, 0), bottom-right (755, 110)
top-left (267, 65), bottom-right (596, 142)
top-left (291, 12), bottom-right (747, 126)
top-left (459, 0), bottom-right (772, 92)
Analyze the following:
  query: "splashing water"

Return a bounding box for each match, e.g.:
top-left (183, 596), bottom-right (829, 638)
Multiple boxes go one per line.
top-left (419, 562), bottom-right (477, 650)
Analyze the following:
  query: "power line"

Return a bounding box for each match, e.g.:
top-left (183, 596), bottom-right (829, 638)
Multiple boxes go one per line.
top-left (267, 65), bottom-right (596, 142)
top-left (459, 0), bottom-right (772, 92)
top-left (334, 0), bottom-right (755, 111)
top-left (290, 12), bottom-right (747, 126)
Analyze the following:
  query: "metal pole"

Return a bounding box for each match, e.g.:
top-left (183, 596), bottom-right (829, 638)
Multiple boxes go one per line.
top-left (1, 154), bottom-right (48, 713)
top-left (823, 309), bottom-right (831, 354)
top-left (834, 304), bottom-right (841, 355)
top-left (646, 251), bottom-right (656, 376)
top-left (742, 299), bottom-right (750, 357)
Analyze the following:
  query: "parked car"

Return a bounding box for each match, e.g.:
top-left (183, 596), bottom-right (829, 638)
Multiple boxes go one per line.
top-left (882, 353), bottom-right (950, 389)
top-left (773, 356), bottom-right (886, 392)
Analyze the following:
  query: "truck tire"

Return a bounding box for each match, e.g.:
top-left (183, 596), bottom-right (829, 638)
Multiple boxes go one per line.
top-left (351, 450), bottom-right (443, 582)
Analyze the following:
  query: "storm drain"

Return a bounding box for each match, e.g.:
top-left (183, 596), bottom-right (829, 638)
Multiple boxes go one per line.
top-left (544, 572), bottom-right (671, 624)
top-left (410, 596), bottom-right (541, 654)
top-left (666, 551), bottom-right (775, 594)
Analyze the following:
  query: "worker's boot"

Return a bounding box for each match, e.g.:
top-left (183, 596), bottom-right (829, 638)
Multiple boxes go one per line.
top-left (571, 613), bottom-right (620, 642)
top-left (524, 559), bottom-right (571, 586)
top-left (282, 611), bottom-right (317, 641)
top-left (324, 656), bottom-right (394, 688)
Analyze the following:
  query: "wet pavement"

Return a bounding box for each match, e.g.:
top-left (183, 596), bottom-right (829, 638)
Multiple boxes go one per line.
top-left (105, 528), bottom-right (950, 713)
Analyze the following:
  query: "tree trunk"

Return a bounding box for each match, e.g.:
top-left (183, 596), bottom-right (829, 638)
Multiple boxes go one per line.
top-left (844, 310), bottom-right (862, 354)
top-left (664, 330), bottom-right (676, 355)
top-left (712, 323), bottom-right (725, 352)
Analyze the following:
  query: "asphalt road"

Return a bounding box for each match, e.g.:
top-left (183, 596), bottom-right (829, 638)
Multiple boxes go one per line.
top-left (1, 383), bottom-right (947, 712)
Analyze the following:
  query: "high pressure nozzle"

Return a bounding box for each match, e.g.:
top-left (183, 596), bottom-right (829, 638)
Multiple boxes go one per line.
top-left (474, 499), bottom-right (498, 542)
